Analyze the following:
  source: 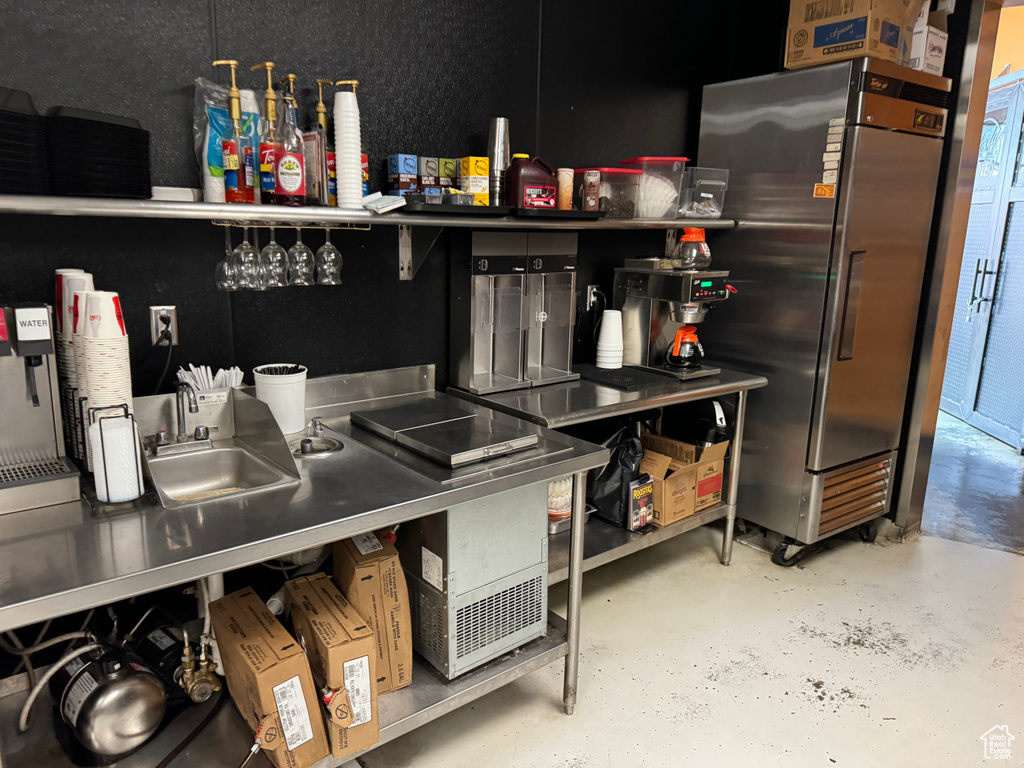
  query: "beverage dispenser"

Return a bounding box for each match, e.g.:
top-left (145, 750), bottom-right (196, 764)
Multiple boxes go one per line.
top-left (525, 233), bottom-right (578, 387)
top-left (450, 233), bottom-right (529, 395)
top-left (0, 304), bottom-right (80, 514)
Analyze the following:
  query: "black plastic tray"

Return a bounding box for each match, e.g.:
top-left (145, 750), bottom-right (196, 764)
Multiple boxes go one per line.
top-left (511, 208), bottom-right (605, 219)
top-left (400, 202), bottom-right (513, 215)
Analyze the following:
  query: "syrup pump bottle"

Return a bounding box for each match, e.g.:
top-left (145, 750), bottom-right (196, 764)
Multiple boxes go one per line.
top-left (275, 74), bottom-right (306, 206)
top-left (212, 60), bottom-right (253, 204)
top-left (251, 61), bottom-right (281, 205)
top-left (315, 79), bottom-right (337, 207)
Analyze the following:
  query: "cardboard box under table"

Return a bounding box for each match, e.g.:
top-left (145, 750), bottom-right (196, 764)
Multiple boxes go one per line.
top-left (209, 588), bottom-right (329, 768)
top-left (640, 433), bottom-right (730, 527)
top-left (333, 531), bottom-right (413, 693)
top-left (286, 573), bottom-right (380, 760)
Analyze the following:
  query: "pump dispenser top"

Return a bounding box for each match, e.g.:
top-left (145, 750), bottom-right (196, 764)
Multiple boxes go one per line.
top-left (250, 61), bottom-right (278, 127)
top-left (314, 78), bottom-right (333, 132)
top-left (211, 60), bottom-right (242, 123)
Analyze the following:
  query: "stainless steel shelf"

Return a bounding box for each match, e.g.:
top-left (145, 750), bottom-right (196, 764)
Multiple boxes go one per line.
top-left (547, 505), bottom-right (732, 585)
top-left (450, 368), bottom-right (768, 429)
top-left (0, 617), bottom-right (568, 768)
top-left (0, 194), bottom-right (735, 230)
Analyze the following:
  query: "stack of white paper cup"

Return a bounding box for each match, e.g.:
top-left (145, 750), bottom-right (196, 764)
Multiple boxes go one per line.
top-left (595, 310), bottom-right (624, 370)
top-left (55, 269), bottom-right (94, 455)
top-left (333, 88), bottom-right (364, 208)
top-left (74, 290), bottom-right (133, 468)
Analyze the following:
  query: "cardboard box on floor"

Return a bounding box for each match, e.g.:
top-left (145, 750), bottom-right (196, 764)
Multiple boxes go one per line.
top-left (333, 531), bottom-right (412, 693)
top-left (286, 574), bottom-right (379, 760)
top-left (785, 0), bottom-right (925, 70)
top-left (209, 588), bottom-right (329, 768)
top-left (640, 433), bottom-right (729, 527)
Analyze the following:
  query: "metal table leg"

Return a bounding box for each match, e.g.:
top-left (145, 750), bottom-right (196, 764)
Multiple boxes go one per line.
top-left (721, 390), bottom-right (748, 565)
top-left (562, 470), bottom-right (588, 715)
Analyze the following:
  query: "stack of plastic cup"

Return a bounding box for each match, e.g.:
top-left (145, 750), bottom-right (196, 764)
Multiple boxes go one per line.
top-left (595, 310), bottom-right (623, 370)
top-left (333, 86), bottom-right (364, 208)
top-left (74, 290), bottom-right (133, 469)
top-left (55, 269), bottom-right (93, 455)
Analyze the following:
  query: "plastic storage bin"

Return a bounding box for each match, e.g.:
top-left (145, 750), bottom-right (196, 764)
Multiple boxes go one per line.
top-left (619, 157), bottom-right (689, 219)
top-left (680, 167), bottom-right (729, 219)
top-left (574, 167), bottom-right (641, 218)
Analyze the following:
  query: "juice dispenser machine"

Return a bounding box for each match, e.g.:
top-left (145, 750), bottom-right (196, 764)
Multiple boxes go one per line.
top-left (451, 232), bottom-right (579, 394)
top-left (525, 233), bottom-right (578, 387)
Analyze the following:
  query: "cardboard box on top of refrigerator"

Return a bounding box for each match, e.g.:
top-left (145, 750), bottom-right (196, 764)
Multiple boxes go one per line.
top-left (640, 433), bottom-right (730, 526)
top-left (909, 5), bottom-right (948, 75)
top-left (209, 588), bottom-right (329, 768)
top-left (785, 0), bottom-right (926, 70)
top-left (333, 531), bottom-right (413, 693)
top-left (285, 574), bottom-right (379, 760)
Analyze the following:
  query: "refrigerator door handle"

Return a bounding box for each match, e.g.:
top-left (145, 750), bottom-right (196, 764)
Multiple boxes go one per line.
top-left (837, 251), bottom-right (866, 361)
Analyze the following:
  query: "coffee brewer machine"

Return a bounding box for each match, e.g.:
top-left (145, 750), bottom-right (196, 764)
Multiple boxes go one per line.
top-left (451, 232), bottom-right (578, 394)
top-left (613, 259), bottom-right (730, 380)
top-left (0, 304), bottom-right (80, 514)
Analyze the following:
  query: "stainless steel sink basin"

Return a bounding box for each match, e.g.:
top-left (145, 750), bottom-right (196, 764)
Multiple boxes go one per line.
top-left (146, 445), bottom-right (299, 509)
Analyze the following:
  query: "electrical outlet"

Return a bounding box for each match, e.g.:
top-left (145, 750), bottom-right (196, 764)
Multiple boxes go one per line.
top-left (149, 305), bottom-right (178, 346)
top-left (586, 285), bottom-right (601, 311)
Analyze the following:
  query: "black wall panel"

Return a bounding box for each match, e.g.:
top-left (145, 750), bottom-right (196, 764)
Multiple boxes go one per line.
top-left (0, 0), bottom-right (789, 396)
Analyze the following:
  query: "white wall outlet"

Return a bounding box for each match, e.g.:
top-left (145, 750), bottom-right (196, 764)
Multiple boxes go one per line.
top-left (149, 305), bottom-right (178, 346)
top-left (586, 285), bottom-right (601, 311)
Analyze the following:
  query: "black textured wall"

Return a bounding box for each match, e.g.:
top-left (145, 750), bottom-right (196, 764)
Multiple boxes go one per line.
top-left (0, 0), bottom-right (789, 393)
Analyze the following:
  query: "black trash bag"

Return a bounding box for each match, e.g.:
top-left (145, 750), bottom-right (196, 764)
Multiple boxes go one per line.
top-left (588, 426), bottom-right (645, 529)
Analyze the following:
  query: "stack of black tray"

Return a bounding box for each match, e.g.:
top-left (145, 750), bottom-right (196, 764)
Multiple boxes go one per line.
top-left (0, 87), bottom-right (49, 195)
top-left (47, 107), bottom-right (150, 198)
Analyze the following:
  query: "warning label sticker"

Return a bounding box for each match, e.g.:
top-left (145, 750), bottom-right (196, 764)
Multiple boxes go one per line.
top-left (813, 184), bottom-right (836, 199)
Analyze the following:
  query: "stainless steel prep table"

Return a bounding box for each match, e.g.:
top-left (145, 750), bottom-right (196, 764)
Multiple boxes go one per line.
top-left (450, 367), bottom-right (768, 578)
top-left (0, 366), bottom-right (608, 768)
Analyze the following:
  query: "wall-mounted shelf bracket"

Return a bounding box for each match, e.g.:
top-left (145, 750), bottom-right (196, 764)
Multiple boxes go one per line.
top-left (398, 224), bottom-right (445, 281)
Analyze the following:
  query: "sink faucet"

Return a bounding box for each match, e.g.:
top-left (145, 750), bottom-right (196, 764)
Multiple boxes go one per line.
top-left (176, 383), bottom-right (199, 443)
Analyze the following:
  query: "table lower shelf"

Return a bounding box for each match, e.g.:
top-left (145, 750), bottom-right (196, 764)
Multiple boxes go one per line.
top-left (547, 503), bottom-right (732, 585)
top-left (0, 617), bottom-right (568, 768)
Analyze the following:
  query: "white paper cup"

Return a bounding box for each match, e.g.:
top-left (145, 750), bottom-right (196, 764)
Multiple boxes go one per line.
top-left (597, 310), bottom-right (623, 349)
top-left (61, 275), bottom-right (94, 341)
top-left (253, 364), bottom-right (307, 434)
top-left (84, 292), bottom-right (126, 338)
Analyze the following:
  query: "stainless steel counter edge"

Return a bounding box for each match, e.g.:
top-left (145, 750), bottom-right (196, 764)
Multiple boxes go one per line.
top-left (448, 368), bottom-right (769, 428)
top-left (0, 409), bottom-right (608, 633)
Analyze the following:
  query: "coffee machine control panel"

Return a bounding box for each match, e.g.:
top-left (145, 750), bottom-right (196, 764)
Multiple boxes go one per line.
top-left (686, 275), bottom-right (729, 302)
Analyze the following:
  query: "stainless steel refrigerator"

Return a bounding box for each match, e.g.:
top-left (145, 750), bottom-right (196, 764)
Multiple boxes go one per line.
top-left (697, 58), bottom-right (950, 546)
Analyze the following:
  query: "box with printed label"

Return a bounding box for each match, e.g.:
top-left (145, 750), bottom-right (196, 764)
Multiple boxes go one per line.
top-left (459, 175), bottom-right (490, 194)
top-left (333, 531), bottom-right (412, 693)
top-left (210, 588), bottom-right (329, 768)
top-left (640, 433), bottom-right (730, 525)
top-left (285, 574), bottom-right (379, 760)
top-left (387, 173), bottom-right (418, 191)
top-left (439, 158), bottom-right (458, 179)
top-left (386, 154), bottom-right (418, 176)
top-left (459, 156), bottom-right (490, 178)
top-left (909, 6), bottom-right (947, 75)
top-left (785, 0), bottom-right (925, 70)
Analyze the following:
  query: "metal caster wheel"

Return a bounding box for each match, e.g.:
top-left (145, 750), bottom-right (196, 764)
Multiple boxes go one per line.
top-left (857, 521), bottom-right (877, 543)
top-left (771, 538), bottom-right (805, 567)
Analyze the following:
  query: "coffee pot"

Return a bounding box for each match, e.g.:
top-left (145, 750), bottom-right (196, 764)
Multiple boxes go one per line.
top-left (664, 325), bottom-right (704, 369)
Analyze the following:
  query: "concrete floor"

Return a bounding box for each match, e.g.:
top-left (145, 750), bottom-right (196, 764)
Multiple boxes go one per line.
top-left (923, 410), bottom-right (1024, 554)
top-left (358, 526), bottom-right (1024, 768)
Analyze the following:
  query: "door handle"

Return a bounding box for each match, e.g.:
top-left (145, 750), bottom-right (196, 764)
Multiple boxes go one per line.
top-left (837, 250), bottom-right (866, 361)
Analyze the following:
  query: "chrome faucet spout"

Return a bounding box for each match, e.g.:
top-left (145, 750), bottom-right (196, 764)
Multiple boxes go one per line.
top-left (176, 383), bottom-right (199, 443)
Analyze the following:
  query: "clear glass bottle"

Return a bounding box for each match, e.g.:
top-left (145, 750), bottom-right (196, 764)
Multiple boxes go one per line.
top-left (276, 74), bottom-right (306, 207)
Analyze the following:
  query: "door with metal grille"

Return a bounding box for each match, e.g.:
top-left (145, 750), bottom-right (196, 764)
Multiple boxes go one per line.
top-left (941, 74), bottom-right (1024, 452)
